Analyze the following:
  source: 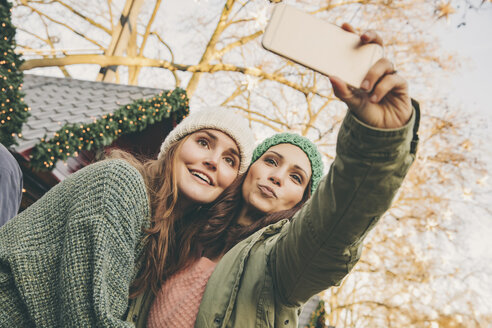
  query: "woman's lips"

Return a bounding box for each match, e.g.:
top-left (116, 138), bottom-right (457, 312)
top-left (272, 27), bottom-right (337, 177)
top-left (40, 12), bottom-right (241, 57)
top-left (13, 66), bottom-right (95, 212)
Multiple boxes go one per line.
top-left (258, 184), bottom-right (277, 198)
top-left (189, 169), bottom-right (213, 186)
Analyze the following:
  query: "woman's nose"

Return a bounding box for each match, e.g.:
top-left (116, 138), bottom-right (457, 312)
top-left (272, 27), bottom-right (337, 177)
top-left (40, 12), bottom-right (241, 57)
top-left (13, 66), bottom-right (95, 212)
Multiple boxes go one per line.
top-left (269, 175), bottom-right (281, 186)
top-left (203, 159), bottom-right (217, 171)
top-left (203, 152), bottom-right (219, 171)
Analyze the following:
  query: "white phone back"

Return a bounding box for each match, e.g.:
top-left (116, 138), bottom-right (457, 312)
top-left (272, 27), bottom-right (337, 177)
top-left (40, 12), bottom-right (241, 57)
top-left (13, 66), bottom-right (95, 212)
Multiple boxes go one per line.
top-left (262, 4), bottom-right (383, 88)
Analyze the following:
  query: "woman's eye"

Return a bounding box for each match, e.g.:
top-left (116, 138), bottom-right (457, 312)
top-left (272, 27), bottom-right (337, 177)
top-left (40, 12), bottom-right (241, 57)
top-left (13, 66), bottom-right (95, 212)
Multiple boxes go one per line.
top-left (197, 138), bottom-right (209, 148)
top-left (291, 174), bottom-right (302, 184)
top-left (265, 158), bottom-right (277, 166)
top-left (225, 157), bottom-right (236, 167)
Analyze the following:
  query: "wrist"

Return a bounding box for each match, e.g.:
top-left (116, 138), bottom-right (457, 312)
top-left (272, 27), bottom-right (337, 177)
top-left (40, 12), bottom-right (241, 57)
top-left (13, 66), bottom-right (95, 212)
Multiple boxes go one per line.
top-left (337, 109), bottom-right (416, 162)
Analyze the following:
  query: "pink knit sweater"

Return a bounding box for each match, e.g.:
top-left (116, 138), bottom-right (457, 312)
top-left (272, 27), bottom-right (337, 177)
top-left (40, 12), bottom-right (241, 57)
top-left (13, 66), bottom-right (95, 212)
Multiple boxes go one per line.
top-left (146, 257), bottom-right (217, 328)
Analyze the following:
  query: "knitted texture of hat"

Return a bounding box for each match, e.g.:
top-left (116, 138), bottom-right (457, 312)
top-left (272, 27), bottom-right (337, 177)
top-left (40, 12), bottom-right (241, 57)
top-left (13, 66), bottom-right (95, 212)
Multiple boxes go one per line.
top-left (158, 108), bottom-right (255, 174)
top-left (251, 133), bottom-right (323, 193)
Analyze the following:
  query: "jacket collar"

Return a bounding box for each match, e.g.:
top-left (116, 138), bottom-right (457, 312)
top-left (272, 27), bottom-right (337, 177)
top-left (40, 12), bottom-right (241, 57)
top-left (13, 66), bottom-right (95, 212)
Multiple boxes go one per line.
top-left (196, 219), bottom-right (289, 327)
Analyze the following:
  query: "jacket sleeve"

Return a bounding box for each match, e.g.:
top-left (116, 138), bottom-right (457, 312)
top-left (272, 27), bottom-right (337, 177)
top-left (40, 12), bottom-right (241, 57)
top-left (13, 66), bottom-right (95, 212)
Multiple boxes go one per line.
top-left (0, 144), bottom-right (23, 226)
top-left (271, 102), bottom-right (420, 306)
top-left (57, 159), bottom-right (150, 327)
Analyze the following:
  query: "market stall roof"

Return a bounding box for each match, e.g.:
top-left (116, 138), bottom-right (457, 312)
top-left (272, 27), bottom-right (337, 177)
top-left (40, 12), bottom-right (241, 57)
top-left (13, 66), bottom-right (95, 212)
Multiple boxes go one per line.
top-left (8, 74), bottom-right (179, 210)
top-left (12, 74), bottom-right (164, 156)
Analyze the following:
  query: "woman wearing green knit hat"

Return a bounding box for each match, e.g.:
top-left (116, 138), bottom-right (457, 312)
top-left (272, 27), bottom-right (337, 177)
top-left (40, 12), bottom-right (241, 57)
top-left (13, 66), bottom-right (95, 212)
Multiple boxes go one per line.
top-left (128, 24), bottom-right (419, 328)
top-left (220, 132), bottom-right (325, 244)
top-left (236, 132), bottom-right (324, 227)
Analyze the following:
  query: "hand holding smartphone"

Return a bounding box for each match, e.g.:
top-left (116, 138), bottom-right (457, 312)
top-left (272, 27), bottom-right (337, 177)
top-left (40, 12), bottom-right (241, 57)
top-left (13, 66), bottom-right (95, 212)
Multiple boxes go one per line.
top-left (262, 4), bottom-right (383, 89)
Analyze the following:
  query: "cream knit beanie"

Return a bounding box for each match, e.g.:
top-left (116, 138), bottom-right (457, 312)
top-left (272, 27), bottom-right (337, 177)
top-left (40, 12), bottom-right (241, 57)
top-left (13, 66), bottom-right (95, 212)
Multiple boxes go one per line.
top-left (158, 107), bottom-right (255, 174)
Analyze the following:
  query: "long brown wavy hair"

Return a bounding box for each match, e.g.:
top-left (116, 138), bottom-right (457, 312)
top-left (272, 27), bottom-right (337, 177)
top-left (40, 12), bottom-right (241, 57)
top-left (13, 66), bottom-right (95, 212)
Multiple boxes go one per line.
top-left (107, 147), bottom-right (312, 297)
top-left (106, 137), bottom-right (198, 297)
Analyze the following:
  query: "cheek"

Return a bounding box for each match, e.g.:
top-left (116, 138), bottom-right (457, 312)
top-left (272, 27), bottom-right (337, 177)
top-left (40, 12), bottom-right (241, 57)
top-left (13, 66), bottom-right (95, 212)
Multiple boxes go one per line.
top-left (285, 188), bottom-right (305, 207)
top-left (177, 143), bottom-right (196, 164)
top-left (241, 173), bottom-right (254, 196)
top-left (218, 166), bottom-right (238, 188)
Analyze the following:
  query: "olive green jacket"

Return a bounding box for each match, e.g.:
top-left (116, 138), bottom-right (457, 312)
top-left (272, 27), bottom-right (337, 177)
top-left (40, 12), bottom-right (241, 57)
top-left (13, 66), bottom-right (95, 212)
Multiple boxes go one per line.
top-left (127, 103), bottom-right (420, 327)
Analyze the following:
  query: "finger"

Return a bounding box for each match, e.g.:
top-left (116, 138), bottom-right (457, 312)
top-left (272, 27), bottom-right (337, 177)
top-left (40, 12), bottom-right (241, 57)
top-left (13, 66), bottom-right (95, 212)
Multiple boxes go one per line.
top-left (329, 76), bottom-right (358, 107)
top-left (361, 30), bottom-right (383, 46)
top-left (369, 73), bottom-right (408, 103)
top-left (360, 58), bottom-right (395, 91)
top-left (341, 22), bottom-right (356, 33)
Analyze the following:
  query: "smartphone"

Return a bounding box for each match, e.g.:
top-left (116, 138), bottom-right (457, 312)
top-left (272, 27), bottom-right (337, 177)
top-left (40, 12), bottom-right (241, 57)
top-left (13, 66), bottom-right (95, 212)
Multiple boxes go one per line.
top-left (262, 4), bottom-right (383, 88)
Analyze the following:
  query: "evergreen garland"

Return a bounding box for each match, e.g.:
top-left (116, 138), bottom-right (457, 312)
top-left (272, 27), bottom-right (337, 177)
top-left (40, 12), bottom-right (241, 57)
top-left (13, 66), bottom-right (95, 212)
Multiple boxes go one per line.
top-left (29, 88), bottom-right (189, 170)
top-left (0, 0), bottom-right (30, 147)
top-left (306, 299), bottom-right (327, 328)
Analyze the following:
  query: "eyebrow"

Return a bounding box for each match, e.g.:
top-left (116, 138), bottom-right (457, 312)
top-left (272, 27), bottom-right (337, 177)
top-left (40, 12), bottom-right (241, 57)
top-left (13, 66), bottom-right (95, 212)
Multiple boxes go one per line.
top-left (203, 130), bottom-right (240, 159)
top-left (203, 130), bottom-right (218, 141)
top-left (267, 150), bottom-right (310, 178)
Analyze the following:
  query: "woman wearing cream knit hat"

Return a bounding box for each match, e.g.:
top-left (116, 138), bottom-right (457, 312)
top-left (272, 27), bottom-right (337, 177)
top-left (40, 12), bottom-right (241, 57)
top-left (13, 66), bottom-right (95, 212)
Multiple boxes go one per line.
top-left (0, 107), bottom-right (255, 327)
top-left (125, 107), bottom-right (255, 297)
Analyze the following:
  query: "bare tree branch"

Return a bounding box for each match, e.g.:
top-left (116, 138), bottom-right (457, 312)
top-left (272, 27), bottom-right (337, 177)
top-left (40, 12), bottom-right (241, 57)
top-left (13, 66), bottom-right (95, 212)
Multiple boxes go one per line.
top-left (39, 15), bottom-right (71, 77)
top-left (20, 1), bottom-right (106, 49)
top-left (128, 0), bottom-right (163, 84)
top-left (150, 32), bottom-right (180, 87)
top-left (185, 0), bottom-right (237, 97)
top-left (20, 54), bottom-right (325, 96)
top-left (229, 104), bottom-right (291, 129)
top-left (212, 30), bottom-right (263, 60)
top-left (51, 0), bottom-right (112, 34)
top-left (107, 0), bottom-right (114, 31)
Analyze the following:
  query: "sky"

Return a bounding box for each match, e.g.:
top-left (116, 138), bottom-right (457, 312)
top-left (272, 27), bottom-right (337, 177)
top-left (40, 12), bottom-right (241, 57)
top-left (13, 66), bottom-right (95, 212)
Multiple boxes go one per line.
top-left (430, 3), bottom-right (492, 313)
top-left (434, 3), bottom-right (492, 197)
top-left (436, 2), bottom-right (492, 124)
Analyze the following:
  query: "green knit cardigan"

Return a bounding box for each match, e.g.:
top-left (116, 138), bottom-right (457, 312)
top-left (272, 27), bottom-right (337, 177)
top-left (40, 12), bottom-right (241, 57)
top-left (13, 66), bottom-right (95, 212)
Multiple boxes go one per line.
top-left (0, 159), bottom-right (150, 327)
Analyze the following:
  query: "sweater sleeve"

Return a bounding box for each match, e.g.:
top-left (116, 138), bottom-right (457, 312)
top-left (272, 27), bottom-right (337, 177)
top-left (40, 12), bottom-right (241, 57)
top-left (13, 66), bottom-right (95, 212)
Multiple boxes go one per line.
top-left (56, 159), bottom-right (149, 327)
top-left (271, 103), bottom-right (420, 306)
top-left (0, 159), bottom-right (149, 327)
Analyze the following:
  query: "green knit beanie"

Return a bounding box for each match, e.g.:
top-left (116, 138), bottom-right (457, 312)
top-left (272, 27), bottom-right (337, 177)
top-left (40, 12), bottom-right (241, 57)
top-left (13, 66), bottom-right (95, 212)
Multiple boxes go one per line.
top-left (251, 132), bottom-right (323, 193)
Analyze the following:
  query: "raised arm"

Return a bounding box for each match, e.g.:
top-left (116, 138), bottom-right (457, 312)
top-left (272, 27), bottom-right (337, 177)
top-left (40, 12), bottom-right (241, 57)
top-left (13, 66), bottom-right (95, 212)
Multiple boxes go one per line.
top-left (271, 27), bottom-right (419, 306)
